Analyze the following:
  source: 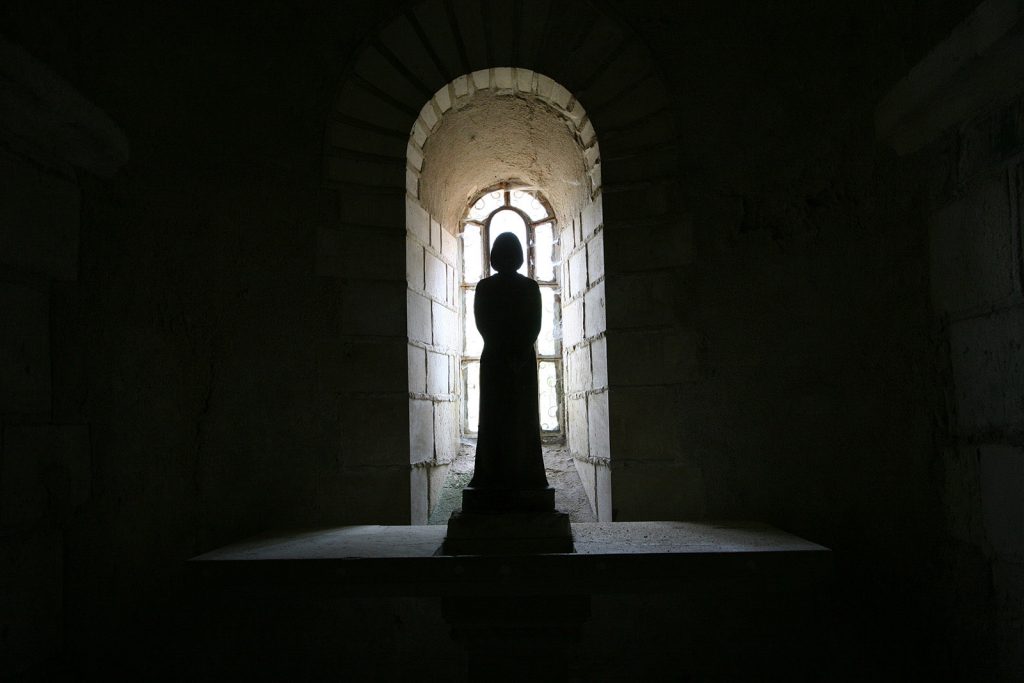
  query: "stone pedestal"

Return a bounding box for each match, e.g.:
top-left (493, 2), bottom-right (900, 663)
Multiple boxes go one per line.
top-left (461, 485), bottom-right (554, 513)
top-left (442, 486), bottom-right (574, 555)
top-left (442, 595), bottom-right (590, 681)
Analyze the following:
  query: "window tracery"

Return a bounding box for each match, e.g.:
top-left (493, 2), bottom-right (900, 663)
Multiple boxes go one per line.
top-left (460, 183), bottom-right (562, 436)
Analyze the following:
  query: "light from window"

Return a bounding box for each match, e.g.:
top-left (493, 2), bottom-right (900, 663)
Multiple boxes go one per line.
top-left (460, 184), bottom-right (562, 435)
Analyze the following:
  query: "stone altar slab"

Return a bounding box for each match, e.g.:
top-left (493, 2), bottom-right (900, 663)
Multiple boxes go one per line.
top-left (188, 521), bottom-right (830, 596)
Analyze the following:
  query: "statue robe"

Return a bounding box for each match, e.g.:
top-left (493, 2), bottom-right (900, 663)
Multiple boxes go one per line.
top-left (469, 270), bottom-right (549, 491)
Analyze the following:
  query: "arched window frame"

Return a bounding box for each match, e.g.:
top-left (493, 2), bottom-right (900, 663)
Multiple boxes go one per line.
top-left (460, 182), bottom-right (563, 439)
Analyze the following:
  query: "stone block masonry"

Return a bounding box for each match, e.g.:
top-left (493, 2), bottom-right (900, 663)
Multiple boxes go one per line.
top-left (0, 42), bottom-right (126, 676)
top-left (902, 30), bottom-right (1024, 671)
top-left (561, 198), bottom-right (612, 520)
top-left (407, 194), bottom-right (460, 523)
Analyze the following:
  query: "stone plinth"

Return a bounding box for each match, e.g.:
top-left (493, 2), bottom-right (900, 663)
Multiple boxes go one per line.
top-left (188, 522), bottom-right (832, 680)
top-left (442, 509), bottom-right (573, 555)
top-left (188, 521), bottom-right (830, 596)
top-left (442, 485), bottom-right (574, 555)
top-left (460, 485), bottom-right (554, 513)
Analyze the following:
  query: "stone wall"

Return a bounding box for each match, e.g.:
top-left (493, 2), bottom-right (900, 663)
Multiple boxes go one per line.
top-left (0, 38), bottom-right (127, 678)
top-left (0, 151), bottom-right (85, 679)
top-left (405, 65), bottom-right (607, 519)
top-left (406, 197), bottom-right (459, 523)
top-left (1, 0), bottom-right (1004, 679)
top-left (878, 3), bottom-right (1024, 674)
top-left (562, 195), bottom-right (612, 519)
top-left (925, 88), bottom-right (1024, 683)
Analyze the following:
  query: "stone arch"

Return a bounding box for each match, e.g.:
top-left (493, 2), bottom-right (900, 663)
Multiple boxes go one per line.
top-left (409, 71), bottom-right (605, 524)
top-left (320, 0), bottom-right (680, 524)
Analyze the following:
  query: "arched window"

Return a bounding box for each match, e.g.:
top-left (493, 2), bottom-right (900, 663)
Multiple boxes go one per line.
top-left (399, 71), bottom-right (613, 523)
top-left (460, 183), bottom-right (562, 437)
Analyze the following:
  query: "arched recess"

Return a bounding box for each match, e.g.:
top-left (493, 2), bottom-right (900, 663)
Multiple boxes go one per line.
top-left (409, 71), bottom-right (604, 523)
top-left (320, 0), bottom-right (685, 524)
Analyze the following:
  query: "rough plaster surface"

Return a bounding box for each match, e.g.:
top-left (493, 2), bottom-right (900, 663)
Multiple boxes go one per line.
top-left (419, 90), bottom-right (588, 231)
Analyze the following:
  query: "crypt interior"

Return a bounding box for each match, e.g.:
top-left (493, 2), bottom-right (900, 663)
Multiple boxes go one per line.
top-left (3, 0), bottom-right (1024, 680)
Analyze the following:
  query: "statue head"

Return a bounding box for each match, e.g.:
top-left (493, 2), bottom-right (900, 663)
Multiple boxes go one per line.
top-left (490, 232), bottom-right (524, 274)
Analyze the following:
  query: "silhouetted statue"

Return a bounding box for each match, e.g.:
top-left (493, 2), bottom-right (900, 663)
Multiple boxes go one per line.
top-left (467, 232), bottom-right (550, 502)
top-left (443, 231), bottom-right (570, 552)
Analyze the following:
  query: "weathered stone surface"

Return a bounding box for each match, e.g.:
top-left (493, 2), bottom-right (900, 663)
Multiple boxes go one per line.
top-left (406, 290), bottom-right (432, 344)
top-left (567, 344), bottom-right (591, 393)
top-left (609, 386), bottom-right (681, 462)
top-left (430, 218), bottom-right (442, 251)
top-left (595, 463), bottom-right (613, 522)
top-left (406, 238), bottom-right (424, 290)
top-left (587, 231), bottom-right (605, 282)
top-left (442, 509), bottom-right (573, 555)
top-left (604, 217), bottom-right (694, 272)
top-left (408, 399), bottom-right (434, 464)
top-left (566, 396), bottom-right (589, 458)
top-left (0, 282), bottom-right (50, 415)
top-left (612, 461), bottom-right (706, 521)
top-left (425, 252), bottom-right (447, 300)
top-left (0, 38), bottom-right (129, 176)
top-left (337, 185), bottom-right (405, 226)
top-left (431, 301), bottom-right (459, 351)
top-left (581, 197), bottom-right (603, 238)
top-left (563, 298), bottom-right (584, 348)
top-left (315, 226), bottom-right (346, 277)
top-left (605, 273), bottom-right (680, 329)
top-left (441, 227), bottom-right (458, 264)
top-left (569, 249), bottom-right (588, 298)
top-left (1, 423), bottom-right (90, 526)
top-left (428, 462), bottom-right (450, 516)
top-left (340, 394), bottom-right (407, 468)
top-left (409, 466), bottom-right (429, 526)
top-left (876, 0), bottom-right (1024, 154)
top-left (607, 329), bottom-right (698, 386)
top-left (193, 521), bottom-right (828, 563)
top-left (329, 119), bottom-right (407, 158)
top-left (407, 345), bottom-right (426, 394)
top-left (319, 225), bottom-right (404, 280)
top-left (317, 338), bottom-right (406, 394)
top-left (407, 196), bottom-right (430, 244)
top-left (590, 336), bottom-right (609, 389)
top-left (417, 88), bottom-right (590, 234)
top-left (426, 351), bottom-right (448, 395)
top-left (0, 150), bottom-right (80, 280)
top-left (432, 400), bottom-right (457, 464)
top-left (948, 305), bottom-right (1024, 435)
top-left (0, 530), bottom-right (63, 676)
top-left (561, 223), bottom-right (575, 254)
top-left (446, 263), bottom-right (456, 305)
top-left (336, 81), bottom-right (412, 134)
top-left (1, 2), bottom-right (1013, 679)
top-left (341, 281), bottom-right (405, 336)
top-left (584, 282), bottom-right (606, 339)
top-left (354, 45), bottom-right (424, 114)
top-left (410, 173), bottom-right (423, 200)
top-left (327, 155), bottom-right (404, 188)
top-left (929, 174), bottom-right (1016, 316)
top-left (587, 391), bottom-right (611, 461)
top-left (574, 458), bottom-right (597, 517)
top-left (979, 444), bottom-right (1024, 559)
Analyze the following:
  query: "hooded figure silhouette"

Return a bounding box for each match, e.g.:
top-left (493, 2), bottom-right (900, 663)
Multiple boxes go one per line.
top-left (468, 232), bottom-right (549, 493)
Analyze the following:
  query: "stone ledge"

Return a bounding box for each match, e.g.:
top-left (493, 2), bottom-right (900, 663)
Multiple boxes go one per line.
top-left (187, 521), bottom-right (831, 597)
top-left (0, 38), bottom-right (129, 175)
top-left (442, 509), bottom-right (574, 555)
top-left (877, 0), bottom-right (1024, 154)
